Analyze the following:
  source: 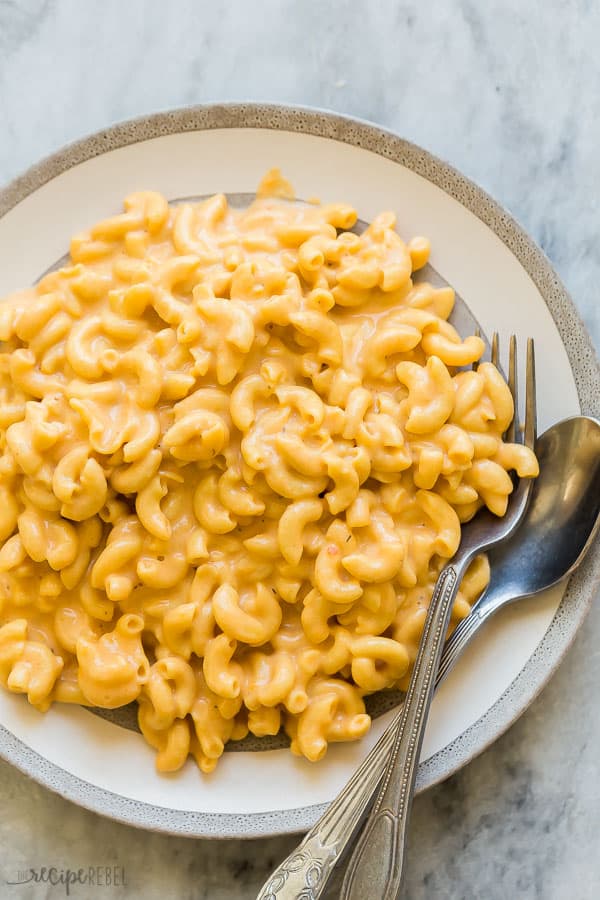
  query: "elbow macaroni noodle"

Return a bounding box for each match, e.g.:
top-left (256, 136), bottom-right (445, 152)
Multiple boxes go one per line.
top-left (0, 171), bottom-right (538, 772)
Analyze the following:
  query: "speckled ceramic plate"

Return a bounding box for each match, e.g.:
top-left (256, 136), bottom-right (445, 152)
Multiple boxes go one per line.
top-left (0, 104), bottom-right (598, 839)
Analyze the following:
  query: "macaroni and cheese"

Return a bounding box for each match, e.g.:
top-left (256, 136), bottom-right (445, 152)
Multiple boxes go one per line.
top-left (0, 171), bottom-right (538, 772)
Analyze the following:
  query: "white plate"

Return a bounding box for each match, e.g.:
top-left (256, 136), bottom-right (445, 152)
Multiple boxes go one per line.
top-left (0, 104), bottom-right (598, 838)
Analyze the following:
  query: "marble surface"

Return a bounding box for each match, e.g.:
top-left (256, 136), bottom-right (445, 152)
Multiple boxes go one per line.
top-left (0, 1), bottom-right (598, 897)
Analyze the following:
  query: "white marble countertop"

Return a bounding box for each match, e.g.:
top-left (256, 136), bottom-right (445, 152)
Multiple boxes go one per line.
top-left (0, 1), bottom-right (598, 898)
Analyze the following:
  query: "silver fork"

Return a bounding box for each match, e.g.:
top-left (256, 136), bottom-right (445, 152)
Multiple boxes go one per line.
top-left (256, 334), bottom-right (537, 900)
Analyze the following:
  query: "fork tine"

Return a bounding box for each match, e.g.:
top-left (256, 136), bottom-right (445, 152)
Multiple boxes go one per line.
top-left (472, 326), bottom-right (482, 371)
top-left (491, 331), bottom-right (499, 367)
top-left (507, 334), bottom-right (518, 443)
top-left (524, 337), bottom-right (537, 449)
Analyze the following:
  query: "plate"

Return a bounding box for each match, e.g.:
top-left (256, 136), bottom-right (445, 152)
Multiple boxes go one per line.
top-left (0, 104), bottom-right (598, 838)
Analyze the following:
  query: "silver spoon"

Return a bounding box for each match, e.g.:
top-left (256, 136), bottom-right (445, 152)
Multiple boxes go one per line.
top-left (256, 415), bottom-right (600, 900)
top-left (437, 414), bottom-right (600, 685)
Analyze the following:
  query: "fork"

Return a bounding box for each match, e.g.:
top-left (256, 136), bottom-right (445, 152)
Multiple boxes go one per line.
top-left (256, 334), bottom-right (537, 900)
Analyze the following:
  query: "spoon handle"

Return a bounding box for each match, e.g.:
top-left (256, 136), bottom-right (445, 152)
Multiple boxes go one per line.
top-left (340, 562), bottom-right (465, 900)
top-left (436, 585), bottom-right (511, 685)
top-left (435, 603), bottom-right (488, 685)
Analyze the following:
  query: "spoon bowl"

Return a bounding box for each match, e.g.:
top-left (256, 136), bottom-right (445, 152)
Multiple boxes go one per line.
top-left (489, 415), bottom-right (600, 596)
top-left (438, 414), bottom-right (600, 683)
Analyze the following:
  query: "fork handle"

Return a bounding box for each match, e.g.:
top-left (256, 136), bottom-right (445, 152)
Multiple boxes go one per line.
top-left (255, 560), bottom-right (468, 900)
top-left (341, 561), bottom-right (466, 900)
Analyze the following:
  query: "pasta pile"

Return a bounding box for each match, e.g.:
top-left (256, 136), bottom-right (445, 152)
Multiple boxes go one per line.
top-left (0, 171), bottom-right (538, 772)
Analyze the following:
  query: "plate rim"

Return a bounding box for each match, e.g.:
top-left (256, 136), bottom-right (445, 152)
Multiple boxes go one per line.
top-left (0, 101), bottom-right (598, 839)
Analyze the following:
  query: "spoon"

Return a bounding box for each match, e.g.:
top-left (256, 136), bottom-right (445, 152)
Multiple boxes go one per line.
top-left (437, 414), bottom-right (600, 684)
top-left (256, 415), bottom-right (600, 900)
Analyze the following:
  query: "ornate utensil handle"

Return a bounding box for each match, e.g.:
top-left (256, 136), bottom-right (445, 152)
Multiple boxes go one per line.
top-left (254, 728), bottom-right (395, 900)
top-left (255, 736), bottom-right (396, 900)
top-left (340, 562), bottom-right (466, 900)
top-left (254, 832), bottom-right (342, 900)
top-left (256, 559), bottom-right (472, 900)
